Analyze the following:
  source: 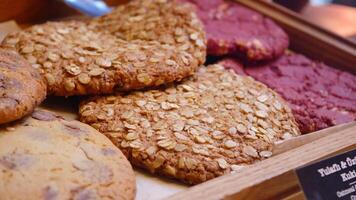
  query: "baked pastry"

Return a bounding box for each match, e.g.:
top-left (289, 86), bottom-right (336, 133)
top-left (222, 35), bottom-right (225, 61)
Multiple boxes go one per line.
top-left (79, 65), bottom-right (300, 184)
top-left (180, 0), bottom-right (289, 61)
top-left (1, 0), bottom-right (206, 96)
top-left (219, 54), bottom-right (356, 133)
top-left (91, 0), bottom-right (206, 66)
top-left (0, 49), bottom-right (46, 124)
top-left (0, 109), bottom-right (136, 200)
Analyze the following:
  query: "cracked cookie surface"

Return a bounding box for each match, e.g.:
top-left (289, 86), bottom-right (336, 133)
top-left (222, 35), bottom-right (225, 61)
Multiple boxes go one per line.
top-left (0, 109), bottom-right (136, 200)
top-left (181, 0), bottom-right (288, 61)
top-left (2, 0), bottom-right (206, 96)
top-left (0, 49), bottom-right (46, 124)
top-left (219, 54), bottom-right (356, 133)
top-left (79, 65), bottom-right (300, 184)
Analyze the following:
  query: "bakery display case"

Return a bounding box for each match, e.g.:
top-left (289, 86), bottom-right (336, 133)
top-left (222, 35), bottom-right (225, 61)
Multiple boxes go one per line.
top-left (0, 0), bottom-right (355, 199)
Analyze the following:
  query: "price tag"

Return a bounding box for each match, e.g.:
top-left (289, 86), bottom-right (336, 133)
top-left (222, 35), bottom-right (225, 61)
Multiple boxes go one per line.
top-left (296, 149), bottom-right (356, 200)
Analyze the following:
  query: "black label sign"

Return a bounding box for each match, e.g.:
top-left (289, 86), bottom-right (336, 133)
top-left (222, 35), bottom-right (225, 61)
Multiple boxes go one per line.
top-left (296, 149), bottom-right (356, 200)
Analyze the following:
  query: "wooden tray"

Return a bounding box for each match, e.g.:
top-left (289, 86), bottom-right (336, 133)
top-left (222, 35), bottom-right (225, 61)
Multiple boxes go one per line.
top-left (0, 1), bottom-right (355, 199)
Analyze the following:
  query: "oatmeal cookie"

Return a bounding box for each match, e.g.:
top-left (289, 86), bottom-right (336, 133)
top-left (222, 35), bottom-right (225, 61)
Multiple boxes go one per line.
top-left (79, 65), bottom-right (300, 184)
top-left (2, 0), bottom-right (206, 96)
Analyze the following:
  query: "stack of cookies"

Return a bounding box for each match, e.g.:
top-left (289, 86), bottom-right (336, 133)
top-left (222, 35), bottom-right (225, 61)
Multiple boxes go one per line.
top-left (0, 0), bottom-right (354, 198)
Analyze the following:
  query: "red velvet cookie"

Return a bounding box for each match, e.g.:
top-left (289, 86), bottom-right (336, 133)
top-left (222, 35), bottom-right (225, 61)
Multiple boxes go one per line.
top-left (181, 0), bottom-right (289, 61)
top-left (218, 54), bottom-right (356, 133)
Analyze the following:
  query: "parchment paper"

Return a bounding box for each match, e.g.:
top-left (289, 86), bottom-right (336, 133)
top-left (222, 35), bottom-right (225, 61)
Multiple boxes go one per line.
top-left (0, 21), bottom-right (187, 200)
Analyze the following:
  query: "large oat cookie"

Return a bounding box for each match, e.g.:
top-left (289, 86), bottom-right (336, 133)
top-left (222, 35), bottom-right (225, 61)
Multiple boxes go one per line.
top-left (0, 109), bottom-right (136, 200)
top-left (1, 0), bottom-right (206, 96)
top-left (79, 65), bottom-right (300, 184)
top-left (0, 49), bottom-right (46, 124)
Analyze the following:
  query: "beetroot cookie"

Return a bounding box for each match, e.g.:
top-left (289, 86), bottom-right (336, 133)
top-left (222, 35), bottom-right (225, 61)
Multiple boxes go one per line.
top-left (79, 65), bottom-right (300, 184)
top-left (0, 49), bottom-right (46, 125)
top-left (0, 109), bottom-right (136, 200)
top-left (2, 0), bottom-right (206, 96)
top-left (218, 54), bottom-right (356, 133)
top-left (181, 0), bottom-right (289, 61)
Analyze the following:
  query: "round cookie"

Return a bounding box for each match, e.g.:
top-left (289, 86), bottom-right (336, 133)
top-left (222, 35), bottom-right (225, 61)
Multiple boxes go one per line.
top-left (218, 55), bottom-right (356, 134)
top-left (91, 0), bottom-right (206, 65)
top-left (0, 49), bottom-right (46, 124)
top-left (0, 109), bottom-right (136, 200)
top-left (2, 0), bottom-right (205, 96)
top-left (79, 65), bottom-right (300, 184)
top-left (180, 0), bottom-right (289, 61)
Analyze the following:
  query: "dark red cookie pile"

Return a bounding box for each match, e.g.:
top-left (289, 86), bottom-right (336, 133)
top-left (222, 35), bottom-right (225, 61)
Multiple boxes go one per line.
top-left (219, 54), bottom-right (356, 134)
top-left (181, 0), bottom-right (289, 61)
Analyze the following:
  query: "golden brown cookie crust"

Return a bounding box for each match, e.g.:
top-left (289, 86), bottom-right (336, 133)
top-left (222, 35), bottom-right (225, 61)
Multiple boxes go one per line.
top-left (0, 49), bottom-right (46, 124)
top-left (79, 65), bottom-right (300, 184)
top-left (92, 0), bottom-right (206, 65)
top-left (2, 0), bottom-right (206, 96)
top-left (0, 109), bottom-right (136, 200)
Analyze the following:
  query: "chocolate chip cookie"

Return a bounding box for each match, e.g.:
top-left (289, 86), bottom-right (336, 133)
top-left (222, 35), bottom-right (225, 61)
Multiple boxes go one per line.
top-left (79, 65), bottom-right (300, 184)
top-left (2, 0), bottom-right (206, 96)
top-left (0, 49), bottom-right (46, 125)
top-left (0, 109), bottom-right (136, 200)
top-left (181, 0), bottom-right (289, 61)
